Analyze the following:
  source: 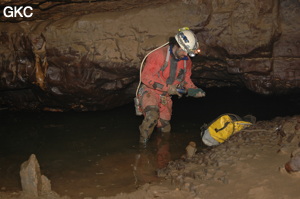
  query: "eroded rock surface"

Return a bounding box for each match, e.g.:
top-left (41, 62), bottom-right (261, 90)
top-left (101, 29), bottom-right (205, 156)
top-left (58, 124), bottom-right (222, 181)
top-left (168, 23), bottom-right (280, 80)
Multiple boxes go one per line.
top-left (0, 0), bottom-right (299, 111)
top-left (19, 154), bottom-right (63, 199)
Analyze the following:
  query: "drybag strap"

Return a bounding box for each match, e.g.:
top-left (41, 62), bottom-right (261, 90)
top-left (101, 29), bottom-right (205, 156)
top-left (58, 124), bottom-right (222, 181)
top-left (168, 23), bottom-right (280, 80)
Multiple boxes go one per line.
top-left (215, 122), bottom-right (230, 133)
top-left (227, 113), bottom-right (242, 121)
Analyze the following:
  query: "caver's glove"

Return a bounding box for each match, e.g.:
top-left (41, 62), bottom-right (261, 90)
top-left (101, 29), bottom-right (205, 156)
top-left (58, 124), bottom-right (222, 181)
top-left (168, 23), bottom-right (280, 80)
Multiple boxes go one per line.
top-left (187, 88), bottom-right (206, 98)
top-left (167, 85), bottom-right (182, 97)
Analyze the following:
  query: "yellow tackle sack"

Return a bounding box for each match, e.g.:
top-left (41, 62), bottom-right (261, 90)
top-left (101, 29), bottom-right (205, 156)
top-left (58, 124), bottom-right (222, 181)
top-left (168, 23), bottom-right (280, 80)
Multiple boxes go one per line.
top-left (200, 114), bottom-right (255, 146)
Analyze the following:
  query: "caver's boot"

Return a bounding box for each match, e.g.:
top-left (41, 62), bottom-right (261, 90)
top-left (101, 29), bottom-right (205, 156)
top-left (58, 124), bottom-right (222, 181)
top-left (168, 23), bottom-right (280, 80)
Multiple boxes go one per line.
top-left (139, 107), bottom-right (159, 144)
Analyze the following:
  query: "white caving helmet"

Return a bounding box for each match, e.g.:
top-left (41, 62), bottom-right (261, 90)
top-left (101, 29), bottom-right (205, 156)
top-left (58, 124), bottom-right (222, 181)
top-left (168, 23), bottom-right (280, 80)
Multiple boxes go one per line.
top-left (175, 27), bottom-right (200, 57)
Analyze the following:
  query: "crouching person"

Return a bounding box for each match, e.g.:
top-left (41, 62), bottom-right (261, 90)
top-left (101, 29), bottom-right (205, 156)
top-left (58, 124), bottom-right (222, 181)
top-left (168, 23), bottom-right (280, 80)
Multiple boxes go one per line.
top-left (137, 27), bottom-right (205, 144)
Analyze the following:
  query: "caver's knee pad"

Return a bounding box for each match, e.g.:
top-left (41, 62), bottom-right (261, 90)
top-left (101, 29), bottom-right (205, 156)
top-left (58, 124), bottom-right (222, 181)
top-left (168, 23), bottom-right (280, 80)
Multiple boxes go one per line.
top-left (139, 106), bottom-right (159, 143)
top-left (159, 119), bottom-right (171, 133)
top-left (144, 106), bottom-right (159, 124)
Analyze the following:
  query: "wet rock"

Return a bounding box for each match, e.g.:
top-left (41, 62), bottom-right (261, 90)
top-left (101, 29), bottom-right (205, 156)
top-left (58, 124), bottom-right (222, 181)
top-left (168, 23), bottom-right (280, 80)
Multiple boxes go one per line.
top-left (215, 176), bottom-right (229, 184)
top-left (185, 141), bottom-right (197, 158)
top-left (20, 154), bottom-right (42, 197)
top-left (205, 173), bottom-right (213, 180)
top-left (216, 160), bottom-right (231, 167)
top-left (283, 121), bottom-right (297, 135)
top-left (285, 148), bottom-right (300, 173)
top-left (295, 123), bottom-right (300, 132)
top-left (213, 170), bottom-right (225, 179)
top-left (182, 182), bottom-right (192, 192)
top-left (41, 175), bottom-right (52, 193)
top-left (194, 171), bottom-right (205, 180)
top-left (291, 148), bottom-right (300, 157)
top-left (19, 154), bottom-right (63, 199)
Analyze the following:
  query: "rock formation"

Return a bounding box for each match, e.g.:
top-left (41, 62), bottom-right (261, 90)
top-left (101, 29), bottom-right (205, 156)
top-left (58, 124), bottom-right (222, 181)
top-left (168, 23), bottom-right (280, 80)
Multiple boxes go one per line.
top-left (20, 154), bottom-right (63, 198)
top-left (0, 0), bottom-right (299, 111)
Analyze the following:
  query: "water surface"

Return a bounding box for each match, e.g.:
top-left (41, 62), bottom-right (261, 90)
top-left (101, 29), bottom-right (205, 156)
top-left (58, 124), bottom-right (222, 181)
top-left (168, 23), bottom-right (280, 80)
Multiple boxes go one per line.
top-left (0, 87), bottom-right (299, 199)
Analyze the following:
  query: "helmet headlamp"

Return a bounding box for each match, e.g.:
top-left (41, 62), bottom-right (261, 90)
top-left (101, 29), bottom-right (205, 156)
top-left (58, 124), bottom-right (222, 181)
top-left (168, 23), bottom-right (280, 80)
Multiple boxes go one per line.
top-left (189, 52), bottom-right (195, 57)
top-left (183, 48), bottom-right (201, 57)
top-left (175, 27), bottom-right (201, 57)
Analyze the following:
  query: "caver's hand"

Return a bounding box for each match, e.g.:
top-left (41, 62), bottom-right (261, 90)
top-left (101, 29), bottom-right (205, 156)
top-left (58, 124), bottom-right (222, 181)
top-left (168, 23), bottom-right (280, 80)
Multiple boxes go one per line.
top-left (194, 90), bottom-right (206, 98)
top-left (167, 85), bottom-right (182, 97)
top-left (187, 88), bottom-right (206, 98)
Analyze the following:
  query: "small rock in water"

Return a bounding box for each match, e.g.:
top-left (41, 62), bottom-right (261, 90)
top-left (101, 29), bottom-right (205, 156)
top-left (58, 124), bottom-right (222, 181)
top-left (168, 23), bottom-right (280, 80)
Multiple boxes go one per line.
top-left (186, 141), bottom-right (197, 158)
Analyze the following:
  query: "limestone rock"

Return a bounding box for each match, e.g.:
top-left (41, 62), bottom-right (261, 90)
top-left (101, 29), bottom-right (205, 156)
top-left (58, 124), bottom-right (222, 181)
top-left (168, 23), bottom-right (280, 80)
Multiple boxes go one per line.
top-left (186, 141), bottom-right (197, 158)
top-left (285, 148), bottom-right (300, 173)
top-left (19, 154), bottom-right (53, 197)
top-left (20, 154), bottom-right (42, 197)
top-left (41, 175), bottom-right (52, 193)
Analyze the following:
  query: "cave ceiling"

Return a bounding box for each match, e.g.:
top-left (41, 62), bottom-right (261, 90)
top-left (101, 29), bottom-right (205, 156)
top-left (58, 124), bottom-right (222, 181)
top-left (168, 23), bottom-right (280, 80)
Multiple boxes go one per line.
top-left (0, 0), bottom-right (170, 22)
top-left (0, 0), bottom-right (299, 111)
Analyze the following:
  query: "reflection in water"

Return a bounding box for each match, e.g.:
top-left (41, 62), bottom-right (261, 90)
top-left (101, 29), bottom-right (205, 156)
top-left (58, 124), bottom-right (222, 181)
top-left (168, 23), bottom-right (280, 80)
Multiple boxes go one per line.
top-left (0, 105), bottom-right (195, 199)
top-left (155, 134), bottom-right (171, 169)
top-left (0, 87), bottom-right (299, 198)
top-left (133, 133), bottom-right (171, 187)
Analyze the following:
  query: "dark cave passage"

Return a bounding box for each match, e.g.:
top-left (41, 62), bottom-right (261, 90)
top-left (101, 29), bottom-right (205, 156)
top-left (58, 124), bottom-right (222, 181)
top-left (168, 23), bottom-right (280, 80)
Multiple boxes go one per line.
top-left (0, 87), bottom-right (299, 199)
top-left (172, 87), bottom-right (300, 123)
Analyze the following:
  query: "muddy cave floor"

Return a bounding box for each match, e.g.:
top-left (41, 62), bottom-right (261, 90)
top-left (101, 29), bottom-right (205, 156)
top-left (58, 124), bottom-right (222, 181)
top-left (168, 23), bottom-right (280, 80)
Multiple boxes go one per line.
top-left (0, 88), bottom-right (300, 199)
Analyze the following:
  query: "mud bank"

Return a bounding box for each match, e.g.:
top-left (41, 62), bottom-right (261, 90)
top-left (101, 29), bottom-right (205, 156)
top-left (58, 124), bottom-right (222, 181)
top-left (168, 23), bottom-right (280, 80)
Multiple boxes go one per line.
top-left (0, 115), bottom-right (299, 199)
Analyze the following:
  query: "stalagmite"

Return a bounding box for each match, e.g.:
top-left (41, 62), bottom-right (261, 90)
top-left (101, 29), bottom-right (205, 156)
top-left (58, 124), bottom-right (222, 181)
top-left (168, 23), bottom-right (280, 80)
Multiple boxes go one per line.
top-left (19, 154), bottom-right (54, 197)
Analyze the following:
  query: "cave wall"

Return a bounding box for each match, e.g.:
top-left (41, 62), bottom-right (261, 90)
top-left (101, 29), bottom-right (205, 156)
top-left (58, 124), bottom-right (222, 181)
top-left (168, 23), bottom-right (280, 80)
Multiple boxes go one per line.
top-left (0, 0), bottom-right (299, 111)
top-left (192, 0), bottom-right (300, 95)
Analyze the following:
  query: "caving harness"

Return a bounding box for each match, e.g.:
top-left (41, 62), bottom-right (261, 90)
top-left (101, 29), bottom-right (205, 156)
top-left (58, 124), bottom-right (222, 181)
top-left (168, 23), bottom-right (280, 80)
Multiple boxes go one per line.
top-left (134, 45), bottom-right (188, 115)
top-left (134, 27), bottom-right (201, 116)
top-left (134, 42), bottom-right (168, 116)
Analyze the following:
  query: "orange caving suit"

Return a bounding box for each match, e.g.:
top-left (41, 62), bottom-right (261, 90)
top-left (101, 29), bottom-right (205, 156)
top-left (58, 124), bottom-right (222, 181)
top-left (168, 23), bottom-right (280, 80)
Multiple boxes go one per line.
top-left (138, 45), bottom-right (197, 128)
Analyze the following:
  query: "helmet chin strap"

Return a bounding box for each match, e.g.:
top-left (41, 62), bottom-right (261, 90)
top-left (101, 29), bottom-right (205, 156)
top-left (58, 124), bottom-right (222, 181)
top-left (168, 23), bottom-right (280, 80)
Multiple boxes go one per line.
top-left (170, 44), bottom-right (188, 61)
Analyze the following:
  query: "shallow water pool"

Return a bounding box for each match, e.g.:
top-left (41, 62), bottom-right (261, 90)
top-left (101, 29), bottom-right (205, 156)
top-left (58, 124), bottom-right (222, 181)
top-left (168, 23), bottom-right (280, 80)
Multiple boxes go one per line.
top-left (0, 87), bottom-right (299, 199)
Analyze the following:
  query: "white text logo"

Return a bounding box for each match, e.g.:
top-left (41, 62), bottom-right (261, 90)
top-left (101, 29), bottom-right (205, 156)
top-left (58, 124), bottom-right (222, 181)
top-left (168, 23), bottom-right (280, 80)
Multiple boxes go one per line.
top-left (3, 6), bottom-right (33, 18)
